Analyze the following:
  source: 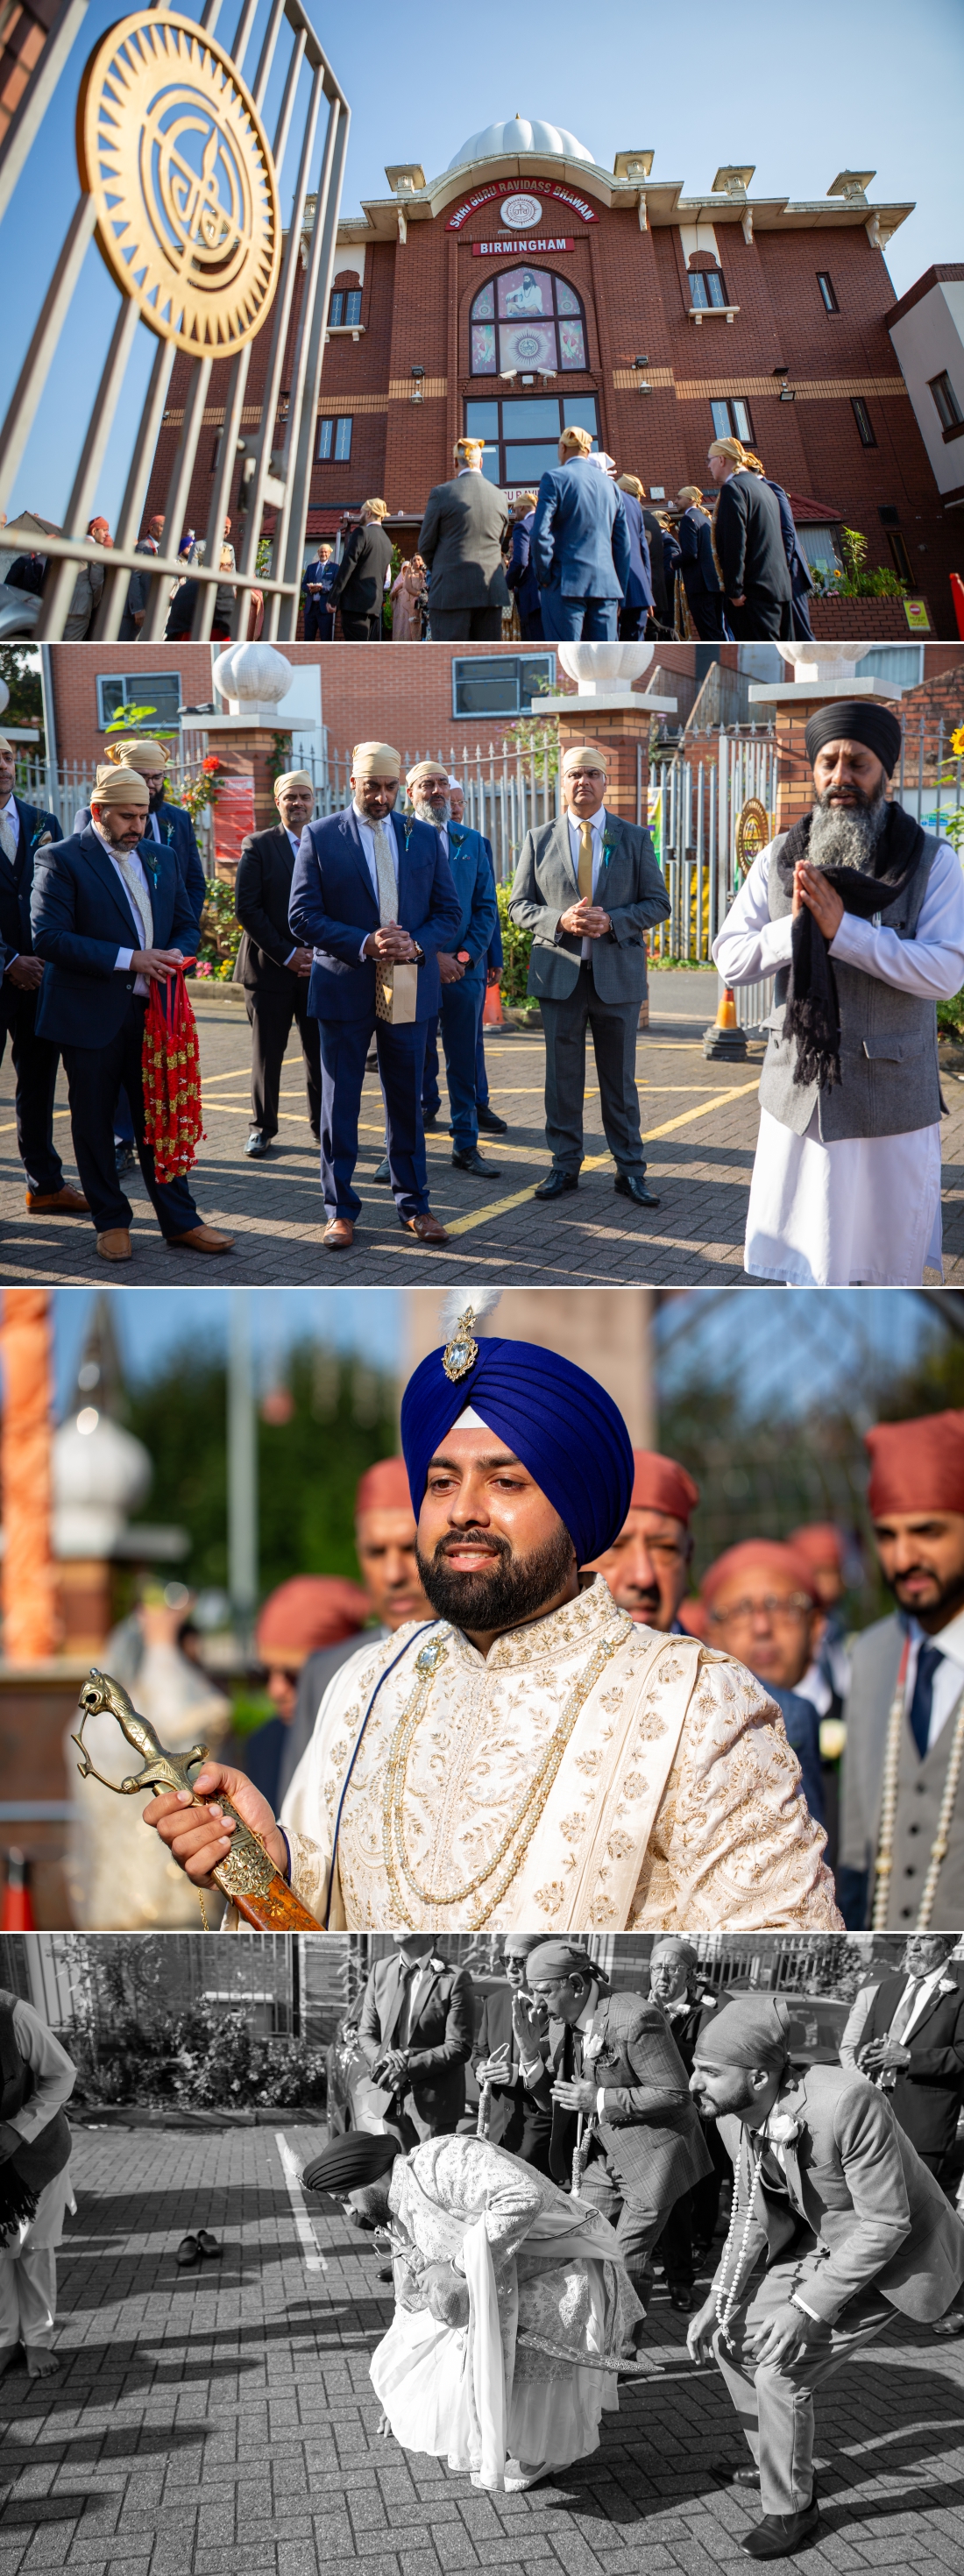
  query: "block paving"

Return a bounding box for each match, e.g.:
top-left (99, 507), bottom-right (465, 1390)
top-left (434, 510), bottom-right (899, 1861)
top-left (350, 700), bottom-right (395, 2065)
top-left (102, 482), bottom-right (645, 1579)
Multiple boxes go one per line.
top-left (3, 973), bottom-right (961, 1285)
top-left (3, 2124), bottom-right (964, 2576)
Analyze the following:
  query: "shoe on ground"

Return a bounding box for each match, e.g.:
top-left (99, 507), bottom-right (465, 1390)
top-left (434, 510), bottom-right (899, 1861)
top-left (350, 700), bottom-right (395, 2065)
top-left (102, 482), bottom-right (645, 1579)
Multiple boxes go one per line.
top-left (376, 2265), bottom-right (393, 2282)
top-left (712, 2462), bottom-right (760, 2488)
top-left (400, 1210), bottom-right (450, 1243)
top-left (97, 1228), bottom-right (131, 1263)
top-left (323, 1216), bottom-right (354, 1249)
top-left (114, 1143), bottom-right (138, 1177)
top-left (741, 2496), bottom-right (819, 2558)
top-left (422, 1110), bottom-right (444, 1131)
top-left (535, 1169), bottom-right (578, 1200)
top-left (614, 1172), bottom-right (661, 1208)
top-left (167, 1225), bottom-right (234, 1255)
top-left (25, 1184), bottom-right (89, 1214)
top-left (668, 2285), bottom-right (693, 2312)
top-left (478, 1106), bottom-right (508, 1134)
top-left (176, 2235), bottom-right (201, 2267)
top-left (372, 1156), bottom-right (391, 1182)
top-left (932, 2309), bottom-right (964, 2335)
top-left (245, 1129), bottom-right (271, 1157)
top-left (451, 1148), bottom-right (501, 1178)
top-left (196, 2231), bottom-right (222, 2259)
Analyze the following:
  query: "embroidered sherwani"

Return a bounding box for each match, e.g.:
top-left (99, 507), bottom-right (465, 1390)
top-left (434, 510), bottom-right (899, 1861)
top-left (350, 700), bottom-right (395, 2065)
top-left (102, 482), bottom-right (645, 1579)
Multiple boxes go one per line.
top-left (280, 1575), bottom-right (840, 1932)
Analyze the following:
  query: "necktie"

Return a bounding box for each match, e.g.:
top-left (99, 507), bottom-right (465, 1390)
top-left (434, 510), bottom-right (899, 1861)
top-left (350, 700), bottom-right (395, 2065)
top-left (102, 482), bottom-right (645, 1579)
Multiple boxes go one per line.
top-left (908, 1640), bottom-right (944, 1759)
top-left (0, 810), bottom-right (18, 868)
top-left (372, 819), bottom-right (398, 925)
top-left (577, 819), bottom-right (594, 903)
top-left (112, 849), bottom-right (153, 951)
top-left (396, 1959), bottom-right (420, 2049)
top-left (887, 1976), bottom-right (921, 2046)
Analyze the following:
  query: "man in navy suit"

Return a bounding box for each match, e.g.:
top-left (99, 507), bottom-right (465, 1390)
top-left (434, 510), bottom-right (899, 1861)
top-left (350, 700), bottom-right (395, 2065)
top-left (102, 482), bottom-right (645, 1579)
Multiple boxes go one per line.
top-left (531, 427), bottom-right (631, 641)
top-left (0, 732), bottom-right (89, 1215)
top-left (31, 766), bottom-right (233, 1263)
top-left (401, 761), bottom-right (499, 1178)
top-left (74, 737), bottom-right (206, 920)
top-left (612, 475), bottom-right (654, 640)
top-left (506, 494), bottom-right (543, 639)
top-left (446, 780), bottom-right (507, 1136)
top-left (288, 740), bottom-right (462, 1249)
top-left (673, 486), bottom-right (727, 640)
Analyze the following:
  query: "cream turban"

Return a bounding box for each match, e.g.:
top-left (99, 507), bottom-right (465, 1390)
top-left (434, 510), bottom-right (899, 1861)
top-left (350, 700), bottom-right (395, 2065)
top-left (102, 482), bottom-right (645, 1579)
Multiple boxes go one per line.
top-left (407, 759), bottom-right (449, 793)
top-left (351, 740), bottom-right (401, 780)
top-left (454, 436), bottom-right (485, 460)
top-left (91, 765), bottom-right (149, 806)
top-left (273, 769), bottom-right (314, 799)
top-left (616, 474), bottom-right (644, 500)
top-left (560, 425), bottom-right (593, 457)
top-left (109, 737), bottom-right (168, 774)
top-left (562, 741), bottom-right (608, 775)
top-left (0, 736), bottom-right (12, 756)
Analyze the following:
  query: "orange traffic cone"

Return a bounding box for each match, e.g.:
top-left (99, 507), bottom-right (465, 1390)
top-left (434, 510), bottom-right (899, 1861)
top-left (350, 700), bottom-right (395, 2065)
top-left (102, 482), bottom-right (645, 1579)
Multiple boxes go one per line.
top-left (482, 981), bottom-right (504, 1027)
top-left (703, 984), bottom-right (748, 1060)
top-left (2, 1847), bottom-right (36, 1930)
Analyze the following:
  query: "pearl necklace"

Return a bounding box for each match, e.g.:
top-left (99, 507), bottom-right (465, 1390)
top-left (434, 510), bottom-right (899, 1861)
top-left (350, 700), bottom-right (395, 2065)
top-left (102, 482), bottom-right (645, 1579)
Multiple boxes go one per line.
top-left (715, 2134), bottom-right (763, 2334)
top-left (873, 1662), bottom-right (964, 1933)
top-left (381, 1620), bottom-right (627, 1928)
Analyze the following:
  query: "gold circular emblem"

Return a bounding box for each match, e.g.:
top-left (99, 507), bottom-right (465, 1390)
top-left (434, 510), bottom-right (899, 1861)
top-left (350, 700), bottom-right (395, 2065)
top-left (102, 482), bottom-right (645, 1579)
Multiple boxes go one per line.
top-left (77, 11), bottom-right (280, 354)
top-left (734, 796), bottom-right (771, 876)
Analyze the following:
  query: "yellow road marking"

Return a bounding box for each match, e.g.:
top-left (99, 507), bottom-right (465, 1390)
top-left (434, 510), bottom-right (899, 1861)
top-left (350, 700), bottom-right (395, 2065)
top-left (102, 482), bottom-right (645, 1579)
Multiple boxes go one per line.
top-left (443, 1080), bottom-right (761, 1236)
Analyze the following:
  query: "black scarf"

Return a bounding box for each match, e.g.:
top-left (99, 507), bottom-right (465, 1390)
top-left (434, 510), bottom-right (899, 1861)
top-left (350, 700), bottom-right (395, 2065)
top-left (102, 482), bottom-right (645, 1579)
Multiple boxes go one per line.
top-left (0, 1992), bottom-right (71, 2246)
top-left (776, 801), bottom-right (925, 1091)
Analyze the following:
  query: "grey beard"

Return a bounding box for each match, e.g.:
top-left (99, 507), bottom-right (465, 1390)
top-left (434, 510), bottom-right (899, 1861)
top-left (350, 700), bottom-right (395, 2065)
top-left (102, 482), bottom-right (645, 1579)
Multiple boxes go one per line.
top-left (415, 797), bottom-right (450, 830)
top-left (808, 783), bottom-right (888, 874)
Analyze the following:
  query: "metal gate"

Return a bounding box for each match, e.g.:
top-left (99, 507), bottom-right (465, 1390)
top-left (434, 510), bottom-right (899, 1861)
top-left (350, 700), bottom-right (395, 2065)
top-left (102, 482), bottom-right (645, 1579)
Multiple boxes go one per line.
top-left (0, 0), bottom-right (350, 641)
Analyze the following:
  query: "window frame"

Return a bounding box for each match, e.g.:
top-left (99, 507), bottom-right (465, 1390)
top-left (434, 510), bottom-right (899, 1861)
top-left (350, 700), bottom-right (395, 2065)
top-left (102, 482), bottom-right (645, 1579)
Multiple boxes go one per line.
top-left (928, 370), bottom-right (964, 437)
top-left (817, 272), bottom-right (840, 314)
top-left (469, 265), bottom-right (589, 380)
top-left (450, 652), bottom-right (556, 720)
top-left (329, 288), bottom-right (363, 328)
top-left (96, 674), bottom-right (183, 732)
top-left (885, 527), bottom-right (913, 585)
top-left (464, 392), bottom-right (599, 492)
top-left (690, 268), bottom-right (728, 311)
top-left (317, 416), bottom-right (352, 462)
top-left (851, 397), bottom-right (877, 448)
top-left (710, 395), bottom-right (755, 444)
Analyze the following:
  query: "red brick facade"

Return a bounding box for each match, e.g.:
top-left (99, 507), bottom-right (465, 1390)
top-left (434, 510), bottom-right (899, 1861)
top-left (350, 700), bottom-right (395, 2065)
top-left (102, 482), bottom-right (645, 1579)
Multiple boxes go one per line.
top-left (141, 148), bottom-right (962, 631)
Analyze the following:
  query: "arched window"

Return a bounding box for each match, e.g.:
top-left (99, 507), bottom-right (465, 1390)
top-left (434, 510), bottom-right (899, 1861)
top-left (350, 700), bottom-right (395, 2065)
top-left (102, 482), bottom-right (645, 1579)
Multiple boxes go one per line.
top-left (470, 267), bottom-right (587, 376)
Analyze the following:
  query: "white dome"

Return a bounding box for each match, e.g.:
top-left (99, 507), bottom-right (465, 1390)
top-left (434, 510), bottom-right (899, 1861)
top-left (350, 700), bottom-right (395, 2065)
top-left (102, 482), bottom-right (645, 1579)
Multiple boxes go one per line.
top-left (53, 1412), bottom-right (152, 1558)
top-left (448, 117), bottom-right (594, 173)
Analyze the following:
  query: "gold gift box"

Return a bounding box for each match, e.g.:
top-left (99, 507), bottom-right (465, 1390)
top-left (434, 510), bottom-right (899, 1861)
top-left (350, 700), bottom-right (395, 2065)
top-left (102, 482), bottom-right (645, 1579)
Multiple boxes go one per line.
top-left (375, 959), bottom-right (419, 1024)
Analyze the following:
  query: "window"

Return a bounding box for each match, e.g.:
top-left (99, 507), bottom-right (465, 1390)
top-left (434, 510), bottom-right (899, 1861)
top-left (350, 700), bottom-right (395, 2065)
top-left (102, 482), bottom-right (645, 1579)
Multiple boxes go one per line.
top-left (929, 370), bottom-right (964, 436)
top-left (317, 417), bottom-right (352, 460)
top-left (465, 393), bottom-right (599, 492)
top-left (329, 289), bottom-right (362, 327)
top-left (851, 397), bottom-right (876, 447)
top-left (469, 268), bottom-right (587, 378)
top-left (710, 396), bottom-right (755, 443)
top-left (690, 269), bottom-right (728, 309)
top-left (885, 528), bottom-right (913, 585)
top-left (96, 674), bottom-right (182, 731)
top-left (817, 272), bottom-right (839, 314)
top-left (796, 523), bottom-right (843, 577)
top-left (451, 654), bottom-right (555, 719)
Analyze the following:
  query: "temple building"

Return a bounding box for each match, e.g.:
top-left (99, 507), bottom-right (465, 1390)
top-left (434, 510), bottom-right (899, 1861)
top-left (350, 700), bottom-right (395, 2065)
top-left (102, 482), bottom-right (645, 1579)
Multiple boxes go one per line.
top-left (145, 117), bottom-right (960, 622)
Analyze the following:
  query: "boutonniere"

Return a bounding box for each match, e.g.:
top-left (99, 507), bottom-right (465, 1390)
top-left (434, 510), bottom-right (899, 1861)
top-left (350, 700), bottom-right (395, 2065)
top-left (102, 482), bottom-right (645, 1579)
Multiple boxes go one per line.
top-left (400, 814), bottom-right (416, 849)
top-left (600, 829), bottom-right (620, 871)
top-left (584, 2030), bottom-right (606, 2065)
top-left (765, 2112), bottom-right (801, 2148)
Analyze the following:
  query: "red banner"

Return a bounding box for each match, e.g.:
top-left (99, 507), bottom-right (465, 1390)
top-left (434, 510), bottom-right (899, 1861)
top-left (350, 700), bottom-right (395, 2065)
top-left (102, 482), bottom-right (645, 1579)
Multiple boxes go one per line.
top-left (211, 766), bottom-right (255, 875)
top-left (472, 236), bottom-right (573, 254)
top-left (447, 180), bottom-right (598, 230)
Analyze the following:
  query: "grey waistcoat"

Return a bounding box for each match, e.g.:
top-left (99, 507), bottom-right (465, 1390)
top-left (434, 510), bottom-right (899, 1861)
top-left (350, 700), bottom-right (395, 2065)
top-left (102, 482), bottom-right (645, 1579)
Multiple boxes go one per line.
top-left (840, 1614), bottom-right (964, 1930)
top-left (757, 825), bottom-right (943, 1140)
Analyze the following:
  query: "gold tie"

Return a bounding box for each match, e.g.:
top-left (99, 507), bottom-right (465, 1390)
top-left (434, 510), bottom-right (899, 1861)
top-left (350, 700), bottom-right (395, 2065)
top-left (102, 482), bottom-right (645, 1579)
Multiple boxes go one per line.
top-left (112, 848), bottom-right (153, 950)
top-left (0, 810), bottom-right (18, 867)
top-left (578, 819), bottom-right (594, 903)
top-left (373, 818), bottom-right (398, 925)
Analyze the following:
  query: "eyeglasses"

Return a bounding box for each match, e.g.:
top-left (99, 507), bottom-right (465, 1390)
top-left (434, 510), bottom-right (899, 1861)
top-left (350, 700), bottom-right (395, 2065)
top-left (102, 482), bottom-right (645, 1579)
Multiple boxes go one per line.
top-left (711, 1595), bottom-right (812, 1627)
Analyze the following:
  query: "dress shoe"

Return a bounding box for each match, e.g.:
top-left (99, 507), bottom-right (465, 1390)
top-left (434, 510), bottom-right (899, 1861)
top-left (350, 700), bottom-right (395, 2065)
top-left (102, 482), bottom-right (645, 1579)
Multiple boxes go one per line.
top-left (451, 1148), bottom-right (501, 1178)
top-left (712, 2463), bottom-right (760, 2489)
top-left (114, 1143), bottom-right (138, 1177)
top-left (373, 1156), bottom-right (391, 1183)
top-left (400, 1210), bottom-right (450, 1244)
top-left (25, 1185), bottom-right (89, 1214)
top-left (97, 1228), bottom-right (131, 1263)
top-left (614, 1172), bottom-right (661, 1209)
top-left (477, 1106), bottom-right (508, 1135)
top-left (741, 2496), bottom-right (819, 2558)
top-left (534, 1169), bottom-right (578, 1200)
top-left (167, 1225), bottom-right (235, 1255)
top-left (668, 2284), bottom-right (692, 2312)
top-left (323, 1216), bottom-right (354, 1249)
top-left (422, 1110), bottom-right (444, 1132)
top-left (245, 1129), bottom-right (271, 1157)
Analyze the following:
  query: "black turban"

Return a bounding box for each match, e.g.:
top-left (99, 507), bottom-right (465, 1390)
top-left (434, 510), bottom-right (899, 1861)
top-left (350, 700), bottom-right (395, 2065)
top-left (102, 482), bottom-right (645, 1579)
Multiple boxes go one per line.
top-left (301, 2133), bottom-right (400, 2197)
top-left (400, 1338), bottom-right (634, 1566)
top-left (804, 700), bottom-right (902, 777)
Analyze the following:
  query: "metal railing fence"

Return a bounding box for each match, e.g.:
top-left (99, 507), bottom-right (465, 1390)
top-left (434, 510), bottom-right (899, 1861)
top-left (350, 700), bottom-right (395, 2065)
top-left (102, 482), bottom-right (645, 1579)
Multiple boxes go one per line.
top-left (0, 0), bottom-right (350, 643)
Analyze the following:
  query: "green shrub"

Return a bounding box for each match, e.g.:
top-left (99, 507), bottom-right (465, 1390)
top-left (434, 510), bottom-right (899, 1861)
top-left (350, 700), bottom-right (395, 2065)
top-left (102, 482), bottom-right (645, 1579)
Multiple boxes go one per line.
top-left (496, 882), bottom-right (534, 1005)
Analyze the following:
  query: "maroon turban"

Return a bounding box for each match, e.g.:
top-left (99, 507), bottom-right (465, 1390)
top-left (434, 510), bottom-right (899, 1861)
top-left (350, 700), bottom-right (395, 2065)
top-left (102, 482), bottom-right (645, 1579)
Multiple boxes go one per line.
top-left (629, 1449), bottom-right (700, 1525)
top-left (789, 1524), bottom-right (846, 1576)
top-left (355, 1457), bottom-right (414, 1518)
top-left (255, 1575), bottom-right (369, 1669)
top-left (865, 1412), bottom-right (964, 1518)
top-left (701, 1539), bottom-right (819, 1613)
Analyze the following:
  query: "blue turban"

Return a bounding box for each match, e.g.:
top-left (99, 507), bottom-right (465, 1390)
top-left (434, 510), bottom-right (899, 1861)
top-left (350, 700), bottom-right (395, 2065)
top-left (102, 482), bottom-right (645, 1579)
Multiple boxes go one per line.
top-left (400, 1337), bottom-right (634, 1566)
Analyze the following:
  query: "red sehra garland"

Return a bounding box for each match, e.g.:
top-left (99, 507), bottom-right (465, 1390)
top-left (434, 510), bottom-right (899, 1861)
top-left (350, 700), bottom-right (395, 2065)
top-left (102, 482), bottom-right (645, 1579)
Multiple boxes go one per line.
top-left (141, 968), bottom-right (206, 1183)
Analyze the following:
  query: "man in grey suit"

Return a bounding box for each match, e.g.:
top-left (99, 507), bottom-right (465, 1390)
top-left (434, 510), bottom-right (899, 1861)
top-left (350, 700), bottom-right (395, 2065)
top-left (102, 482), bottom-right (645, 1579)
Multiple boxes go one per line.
top-left (509, 739), bottom-right (670, 1207)
top-left (688, 1992), bottom-right (964, 2559)
top-left (839, 1407), bottom-right (964, 1932)
top-left (417, 437), bottom-right (510, 640)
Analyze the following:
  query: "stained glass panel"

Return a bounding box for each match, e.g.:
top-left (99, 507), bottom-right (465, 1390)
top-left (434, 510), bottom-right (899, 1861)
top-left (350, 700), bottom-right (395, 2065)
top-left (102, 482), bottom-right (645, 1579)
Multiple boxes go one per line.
top-left (558, 320), bottom-right (586, 370)
top-left (556, 280), bottom-right (581, 316)
top-left (497, 267), bottom-right (555, 319)
top-left (471, 280), bottom-right (495, 320)
top-left (471, 322), bottom-right (496, 374)
top-left (498, 321), bottom-right (557, 372)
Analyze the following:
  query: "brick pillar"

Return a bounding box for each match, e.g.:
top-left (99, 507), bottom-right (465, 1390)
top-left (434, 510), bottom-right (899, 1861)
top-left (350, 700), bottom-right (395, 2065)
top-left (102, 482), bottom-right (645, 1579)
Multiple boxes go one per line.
top-left (225, 727), bottom-right (293, 834)
top-left (771, 697), bottom-right (823, 835)
top-left (554, 703), bottom-right (649, 821)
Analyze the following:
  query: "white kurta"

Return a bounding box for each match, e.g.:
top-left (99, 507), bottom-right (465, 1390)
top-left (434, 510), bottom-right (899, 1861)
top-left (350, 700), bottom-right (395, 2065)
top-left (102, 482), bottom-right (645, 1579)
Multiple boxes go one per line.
top-left (712, 836), bottom-right (964, 1287)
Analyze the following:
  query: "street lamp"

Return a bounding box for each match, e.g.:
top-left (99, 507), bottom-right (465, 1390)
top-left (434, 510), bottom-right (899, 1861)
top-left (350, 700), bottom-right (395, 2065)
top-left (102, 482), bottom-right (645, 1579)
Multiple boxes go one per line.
top-left (410, 365), bottom-right (425, 404)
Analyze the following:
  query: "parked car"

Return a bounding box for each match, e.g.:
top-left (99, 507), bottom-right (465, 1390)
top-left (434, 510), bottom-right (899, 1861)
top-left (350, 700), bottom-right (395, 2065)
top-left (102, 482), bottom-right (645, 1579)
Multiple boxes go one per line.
top-left (0, 580), bottom-right (40, 637)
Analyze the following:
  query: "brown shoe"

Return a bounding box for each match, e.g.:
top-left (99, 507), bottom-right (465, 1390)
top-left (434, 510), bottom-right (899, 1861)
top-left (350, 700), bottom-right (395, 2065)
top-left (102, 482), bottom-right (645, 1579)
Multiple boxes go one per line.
top-left (97, 1228), bottom-right (131, 1263)
top-left (400, 1211), bottom-right (450, 1244)
top-left (26, 1185), bottom-right (89, 1214)
top-left (323, 1216), bottom-right (355, 1249)
top-left (167, 1225), bottom-right (235, 1255)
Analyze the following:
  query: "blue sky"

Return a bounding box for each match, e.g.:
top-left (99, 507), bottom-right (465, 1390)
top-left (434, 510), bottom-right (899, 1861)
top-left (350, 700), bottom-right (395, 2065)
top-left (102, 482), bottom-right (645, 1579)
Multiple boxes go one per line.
top-left (4, 0), bottom-right (961, 528)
